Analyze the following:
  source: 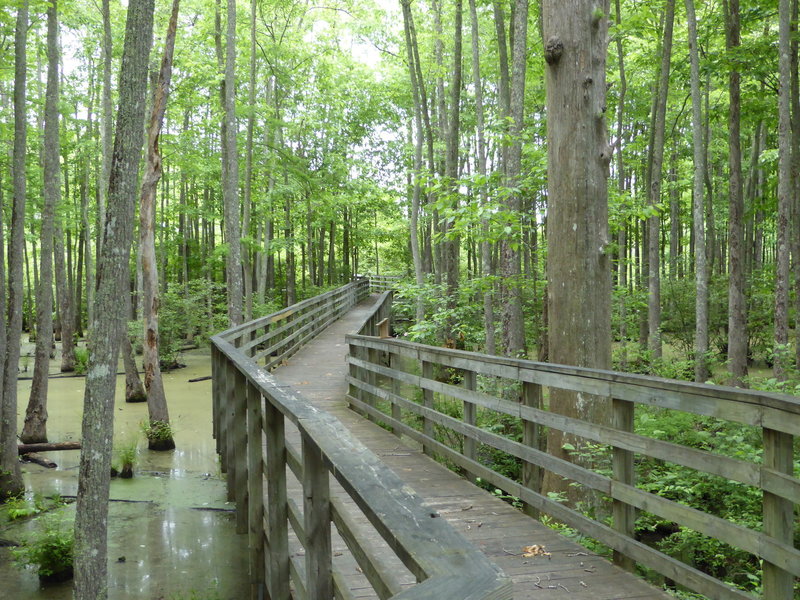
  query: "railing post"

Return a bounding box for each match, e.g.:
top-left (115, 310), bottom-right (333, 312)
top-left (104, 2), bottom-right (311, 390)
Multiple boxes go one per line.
top-left (303, 434), bottom-right (332, 599)
top-left (763, 427), bottom-right (793, 600)
top-left (522, 381), bottom-right (542, 519)
top-left (390, 352), bottom-right (402, 437)
top-left (234, 370), bottom-right (249, 534)
top-left (224, 361), bottom-right (237, 496)
top-left (366, 346), bottom-right (379, 422)
top-left (246, 382), bottom-right (265, 599)
top-left (422, 360), bottom-right (435, 456)
top-left (265, 400), bottom-right (289, 600)
top-left (463, 369), bottom-right (477, 483)
top-left (211, 345), bottom-right (221, 455)
top-left (612, 396), bottom-right (636, 572)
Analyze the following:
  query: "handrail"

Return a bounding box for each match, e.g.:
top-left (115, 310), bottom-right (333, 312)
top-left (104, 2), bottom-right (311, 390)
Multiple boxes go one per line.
top-left (345, 293), bottom-right (800, 600)
top-left (211, 281), bottom-right (511, 600)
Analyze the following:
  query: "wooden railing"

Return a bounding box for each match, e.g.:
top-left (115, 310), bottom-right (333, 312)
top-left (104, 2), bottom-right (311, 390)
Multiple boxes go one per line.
top-left (361, 274), bottom-right (401, 294)
top-left (211, 281), bottom-right (511, 600)
top-left (346, 292), bottom-right (800, 600)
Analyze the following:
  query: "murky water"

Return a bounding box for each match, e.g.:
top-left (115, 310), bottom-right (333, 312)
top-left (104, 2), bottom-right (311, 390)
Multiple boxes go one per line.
top-left (1, 345), bottom-right (251, 599)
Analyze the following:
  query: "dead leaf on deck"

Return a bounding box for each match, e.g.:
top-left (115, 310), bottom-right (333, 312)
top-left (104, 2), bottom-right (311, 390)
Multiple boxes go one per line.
top-left (522, 544), bottom-right (551, 558)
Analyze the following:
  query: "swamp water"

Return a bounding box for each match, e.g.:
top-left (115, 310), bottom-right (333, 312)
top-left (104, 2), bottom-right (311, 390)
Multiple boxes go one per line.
top-left (0, 346), bottom-right (250, 599)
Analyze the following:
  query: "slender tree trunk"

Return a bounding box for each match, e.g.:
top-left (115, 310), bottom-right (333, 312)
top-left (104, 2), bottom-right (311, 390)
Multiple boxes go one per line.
top-left (0, 0), bottom-right (28, 500)
top-left (542, 0), bottom-right (612, 504)
top-left (23, 0), bottom-right (61, 444)
top-left (686, 0), bottom-right (709, 383)
top-left (615, 0), bottom-right (628, 368)
top-left (74, 1), bottom-right (154, 596)
top-left (100, 0), bottom-right (113, 260)
top-left (775, 0), bottom-right (792, 380)
top-left (725, 0), bottom-right (747, 385)
top-left (500, 0), bottom-right (528, 357)
top-left (443, 0), bottom-right (463, 347)
top-left (223, 0), bottom-right (243, 326)
top-left (791, 0), bottom-right (800, 371)
top-left (647, 0), bottom-right (674, 359)
top-left (402, 0), bottom-right (426, 323)
top-left (469, 0), bottom-right (496, 354)
top-left (139, 0), bottom-right (180, 449)
top-left (242, 0), bottom-right (257, 322)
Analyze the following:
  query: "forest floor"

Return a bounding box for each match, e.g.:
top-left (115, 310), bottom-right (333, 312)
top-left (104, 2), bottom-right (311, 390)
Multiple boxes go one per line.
top-left (0, 343), bottom-right (249, 600)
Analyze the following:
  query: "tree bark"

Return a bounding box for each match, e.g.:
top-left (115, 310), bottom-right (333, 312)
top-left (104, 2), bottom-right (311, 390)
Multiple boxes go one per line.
top-left (74, 0), bottom-right (154, 596)
top-left (775, 0), bottom-right (792, 380)
top-left (223, 0), bottom-right (243, 326)
top-left (685, 0), bottom-right (709, 383)
top-left (499, 0), bottom-right (528, 358)
top-left (614, 0), bottom-right (628, 369)
top-left (0, 0), bottom-right (29, 500)
top-left (139, 0), bottom-right (180, 449)
top-left (724, 0), bottom-right (748, 385)
top-left (543, 0), bottom-right (612, 504)
top-left (469, 0), bottom-right (496, 355)
top-left (647, 0), bottom-right (674, 359)
top-left (23, 0), bottom-right (61, 444)
top-left (401, 0), bottom-right (426, 323)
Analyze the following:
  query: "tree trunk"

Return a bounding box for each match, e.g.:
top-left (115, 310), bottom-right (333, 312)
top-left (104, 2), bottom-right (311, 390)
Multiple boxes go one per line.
top-left (725, 0), bottom-right (748, 385)
top-left (401, 0), bottom-right (426, 323)
top-left (469, 0), bottom-right (496, 355)
top-left (0, 0), bottom-right (29, 500)
top-left (139, 0), bottom-right (180, 450)
top-left (99, 0), bottom-right (113, 260)
top-left (74, 0), bottom-right (154, 596)
top-left (647, 0), bottom-right (674, 359)
top-left (23, 0), bottom-right (61, 445)
top-left (614, 0), bottom-right (628, 368)
top-left (685, 0), bottom-right (709, 383)
top-left (499, 0), bottom-right (528, 357)
top-left (775, 0), bottom-right (792, 380)
top-left (542, 0), bottom-right (612, 505)
top-left (223, 0), bottom-right (243, 326)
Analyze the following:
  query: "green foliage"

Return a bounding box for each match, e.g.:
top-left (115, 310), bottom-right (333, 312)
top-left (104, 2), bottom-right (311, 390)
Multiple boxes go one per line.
top-left (73, 347), bottom-right (89, 375)
top-left (12, 512), bottom-right (75, 579)
top-left (113, 437), bottom-right (139, 476)
top-left (141, 419), bottom-right (175, 443)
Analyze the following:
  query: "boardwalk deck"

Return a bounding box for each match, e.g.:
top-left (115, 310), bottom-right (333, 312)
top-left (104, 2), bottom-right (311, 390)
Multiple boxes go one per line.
top-left (271, 296), bottom-right (671, 600)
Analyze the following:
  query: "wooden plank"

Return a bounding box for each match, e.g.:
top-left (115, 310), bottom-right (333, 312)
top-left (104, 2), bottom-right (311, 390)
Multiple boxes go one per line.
top-left (265, 400), bottom-right (290, 600)
top-left (421, 360), bottom-right (434, 456)
top-left (246, 381), bottom-right (265, 598)
top-left (303, 433), bottom-right (333, 600)
top-left (234, 369), bottom-right (249, 535)
top-left (612, 396), bottom-right (635, 572)
top-left (331, 497), bottom-right (403, 599)
top-left (521, 381), bottom-right (541, 520)
top-left (762, 427), bottom-right (794, 600)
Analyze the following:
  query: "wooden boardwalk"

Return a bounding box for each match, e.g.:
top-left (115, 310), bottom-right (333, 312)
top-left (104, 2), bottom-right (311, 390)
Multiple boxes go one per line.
top-left (271, 297), bottom-right (671, 600)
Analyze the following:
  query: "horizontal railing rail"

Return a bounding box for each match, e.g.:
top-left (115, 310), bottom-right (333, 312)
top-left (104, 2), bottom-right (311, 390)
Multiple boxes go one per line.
top-left (346, 294), bottom-right (800, 600)
top-left (358, 274), bottom-right (402, 294)
top-left (211, 281), bottom-right (511, 600)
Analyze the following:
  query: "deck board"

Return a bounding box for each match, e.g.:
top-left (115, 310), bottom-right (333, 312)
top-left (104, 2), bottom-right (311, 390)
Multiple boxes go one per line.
top-left (271, 296), bottom-right (671, 600)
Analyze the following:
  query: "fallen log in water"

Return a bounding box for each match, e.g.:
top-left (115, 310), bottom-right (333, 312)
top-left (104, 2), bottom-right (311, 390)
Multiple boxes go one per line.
top-left (21, 453), bottom-right (58, 468)
top-left (17, 441), bottom-right (81, 454)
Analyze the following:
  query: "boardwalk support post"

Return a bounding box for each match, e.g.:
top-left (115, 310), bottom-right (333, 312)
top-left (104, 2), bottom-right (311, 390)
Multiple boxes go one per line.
top-left (763, 427), bottom-right (793, 600)
top-left (303, 434), bottom-right (332, 599)
top-left (246, 381), bottom-right (265, 599)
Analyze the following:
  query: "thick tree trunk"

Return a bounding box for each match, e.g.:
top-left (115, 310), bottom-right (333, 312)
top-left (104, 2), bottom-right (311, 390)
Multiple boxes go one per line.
top-left (139, 0), bottom-right (180, 449)
top-left (725, 0), bottom-right (748, 385)
top-left (74, 1), bottom-right (154, 596)
top-left (23, 0), bottom-right (61, 445)
top-left (685, 0), bottom-right (709, 383)
top-left (543, 0), bottom-right (612, 505)
top-left (99, 0), bottom-right (113, 259)
top-left (0, 0), bottom-right (29, 500)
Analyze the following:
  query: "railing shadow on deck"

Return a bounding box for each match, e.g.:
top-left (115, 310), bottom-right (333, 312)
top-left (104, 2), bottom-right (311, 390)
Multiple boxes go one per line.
top-left (346, 290), bottom-right (800, 600)
top-left (211, 279), bottom-right (512, 600)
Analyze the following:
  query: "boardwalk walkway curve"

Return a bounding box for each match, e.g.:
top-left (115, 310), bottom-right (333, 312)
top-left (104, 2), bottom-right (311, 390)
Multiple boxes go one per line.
top-left (212, 279), bottom-right (800, 600)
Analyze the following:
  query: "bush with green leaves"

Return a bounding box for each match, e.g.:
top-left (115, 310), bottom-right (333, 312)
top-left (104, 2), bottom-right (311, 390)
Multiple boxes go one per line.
top-left (73, 347), bottom-right (89, 375)
top-left (12, 512), bottom-right (74, 581)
